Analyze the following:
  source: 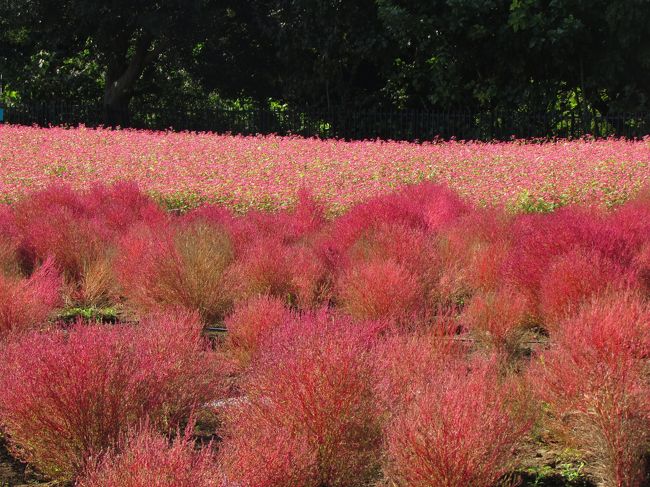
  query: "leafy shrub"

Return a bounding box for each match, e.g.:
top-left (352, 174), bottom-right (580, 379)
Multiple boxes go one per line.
top-left (117, 220), bottom-right (234, 323)
top-left (12, 183), bottom-right (164, 306)
top-left (372, 330), bottom-right (468, 416)
top-left (342, 222), bottom-right (442, 308)
top-left (0, 310), bottom-right (223, 481)
top-left (218, 312), bottom-right (384, 487)
top-left (225, 235), bottom-right (291, 303)
top-left (538, 248), bottom-right (632, 326)
top-left (346, 223), bottom-right (432, 271)
top-left (503, 207), bottom-right (603, 300)
top-left (529, 292), bottom-right (650, 487)
top-left (77, 422), bottom-right (219, 487)
top-left (223, 295), bottom-right (291, 370)
top-left (277, 188), bottom-right (327, 243)
top-left (75, 252), bottom-right (118, 307)
top-left (321, 183), bottom-right (467, 270)
top-left (214, 189), bottom-right (325, 251)
top-left (632, 243), bottom-right (650, 295)
top-left (0, 205), bottom-right (22, 278)
top-left (286, 244), bottom-right (331, 309)
top-left (383, 355), bottom-right (531, 487)
top-left (461, 287), bottom-right (534, 355)
top-left (606, 192), bottom-right (650, 260)
top-left (0, 257), bottom-right (61, 339)
top-left (436, 209), bottom-right (512, 293)
top-left (336, 258), bottom-right (423, 322)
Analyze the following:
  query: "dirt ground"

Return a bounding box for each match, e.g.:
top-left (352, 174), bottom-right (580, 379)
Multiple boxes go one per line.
top-left (0, 439), bottom-right (56, 487)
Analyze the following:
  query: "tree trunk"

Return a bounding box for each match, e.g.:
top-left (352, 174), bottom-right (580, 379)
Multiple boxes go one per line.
top-left (103, 83), bottom-right (131, 127)
top-left (103, 33), bottom-right (156, 127)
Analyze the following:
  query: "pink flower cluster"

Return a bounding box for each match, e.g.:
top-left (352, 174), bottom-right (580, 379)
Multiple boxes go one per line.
top-left (1, 125), bottom-right (649, 211)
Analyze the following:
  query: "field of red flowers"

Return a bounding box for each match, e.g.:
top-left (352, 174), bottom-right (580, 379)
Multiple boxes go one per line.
top-left (0, 176), bottom-right (648, 486)
top-left (1, 125), bottom-right (650, 212)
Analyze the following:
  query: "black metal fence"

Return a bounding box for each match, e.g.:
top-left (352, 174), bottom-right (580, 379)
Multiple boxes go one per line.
top-left (3, 101), bottom-right (650, 140)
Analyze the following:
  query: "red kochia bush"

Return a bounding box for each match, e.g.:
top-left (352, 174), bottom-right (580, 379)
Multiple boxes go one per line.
top-left (321, 183), bottom-right (468, 269)
top-left (461, 286), bottom-right (533, 354)
top-left (437, 209), bottom-right (512, 293)
top-left (223, 295), bottom-right (292, 370)
top-left (221, 193), bottom-right (327, 307)
top-left (538, 247), bottom-right (633, 326)
top-left (529, 292), bottom-right (650, 487)
top-left (346, 223), bottom-right (433, 271)
top-left (225, 234), bottom-right (291, 303)
top-left (77, 423), bottom-right (219, 487)
top-left (14, 183), bottom-right (163, 272)
top-left (116, 220), bottom-right (234, 322)
top-left (372, 330), bottom-right (468, 416)
top-left (0, 311), bottom-right (223, 481)
top-left (13, 183), bottom-right (164, 305)
top-left (286, 243), bottom-right (331, 309)
top-left (0, 205), bottom-right (22, 277)
top-left (275, 188), bottom-right (327, 243)
top-left (336, 258), bottom-right (423, 322)
top-left (0, 258), bottom-right (61, 339)
top-left (384, 355), bottom-right (531, 487)
top-left (605, 191), bottom-right (650, 261)
top-left (218, 312), bottom-right (384, 487)
top-left (503, 207), bottom-right (603, 299)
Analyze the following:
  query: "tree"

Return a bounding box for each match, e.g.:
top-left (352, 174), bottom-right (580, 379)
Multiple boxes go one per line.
top-left (258, 0), bottom-right (392, 111)
top-left (2, 0), bottom-right (650, 126)
top-left (509, 0), bottom-right (650, 113)
top-left (2, 0), bottom-right (257, 125)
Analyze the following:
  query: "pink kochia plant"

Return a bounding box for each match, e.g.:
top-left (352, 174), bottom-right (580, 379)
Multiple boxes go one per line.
top-left (11, 182), bottom-right (164, 305)
top-left (0, 205), bottom-right (22, 277)
top-left (336, 258), bottom-right (423, 322)
top-left (0, 257), bottom-right (61, 339)
top-left (0, 310), bottom-right (223, 481)
top-left (383, 355), bottom-right (531, 487)
top-left (116, 219), bottom-right (234, 322)
top-left (529, 292), bottom-right (650, 487)
top-left (371, 330), bottom-right (469, 415)
top-left (77, 422), bottom-right (219, 487)
top-left (225, 234), bottom-right (292, 303)
top-left (218, 311), bottom-right (385, 487)
top-left (538, 247), bottom-right (632, 326)
top-left (322, 183), bottom-right (466, 268)
top-left (503, 207), bottom-right (603, 301)
top-left (437, 209), bottom-right (512, 293)
top-left (461, 286), bottom-right (533, 355)
top-left (222, 295), bottom-right (292, 370)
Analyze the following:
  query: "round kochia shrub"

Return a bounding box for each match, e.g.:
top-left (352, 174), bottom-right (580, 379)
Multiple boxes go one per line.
top-left (383, 355), bottom-right (532, 487)
top-left (529, 292), bottom-right (650, 487)
top-left (538, 247), bottom-right (633, 326)
top-left (0, 257), bottom-right (61, 339)
top-left (461, 287), bottom-right (534, 355)
top-left (116, 220), bottom-right (234, 323)
top-left (0, 311), bottom-right (224, 481)
top-left (336, 258), bottom-right (423, 322)
top-left (12, 182), bottom-right (164, 306)
top-left (77, 422), bottom-right (219, 487)
top-left (222, 295), bottom-right (292, 370)
top-left (218, 312), bottom-right (385, 487)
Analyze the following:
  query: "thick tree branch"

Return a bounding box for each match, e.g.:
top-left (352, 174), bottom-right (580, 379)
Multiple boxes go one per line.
top-left (104, 32), bottom-right (155, 106)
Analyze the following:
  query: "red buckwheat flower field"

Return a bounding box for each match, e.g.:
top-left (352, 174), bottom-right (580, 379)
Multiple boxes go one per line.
top-left (2, 125), bottom-right (649, 212)
top-left (0, 124), bottom-right (649, 486)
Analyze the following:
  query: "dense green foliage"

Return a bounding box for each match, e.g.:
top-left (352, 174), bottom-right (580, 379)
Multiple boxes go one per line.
top-left (2, 0), bottom-right (650, 119)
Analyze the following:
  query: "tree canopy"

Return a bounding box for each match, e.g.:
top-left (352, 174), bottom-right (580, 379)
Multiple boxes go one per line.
top-left (2, 0), bottom-right (650, 120)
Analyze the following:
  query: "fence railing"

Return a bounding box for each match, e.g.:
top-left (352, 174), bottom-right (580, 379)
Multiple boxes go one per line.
top-left (3, 101), bottom-right (650, 140)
